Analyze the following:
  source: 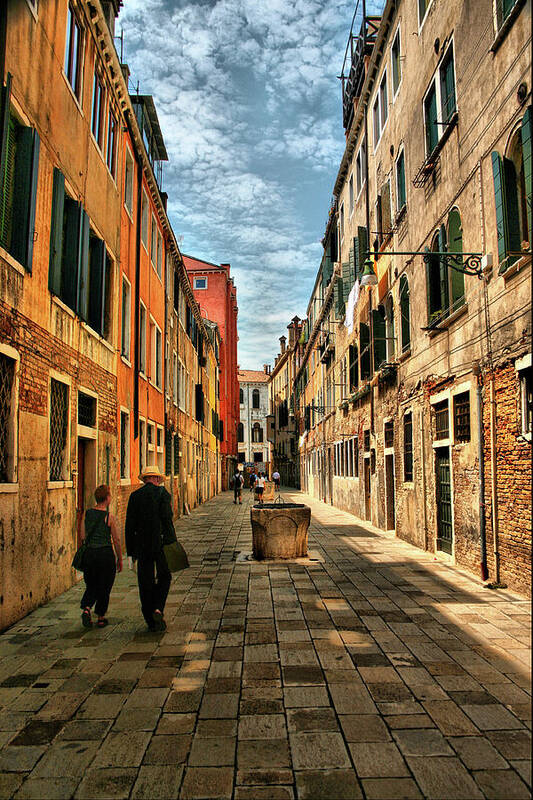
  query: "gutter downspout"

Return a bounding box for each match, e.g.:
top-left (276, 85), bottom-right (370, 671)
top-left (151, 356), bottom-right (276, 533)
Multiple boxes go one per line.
top-left (473, 363), bottom-right (489, 580)
top-left (125, 110), bottom-right (142, 439)
top-left (420, 406), bottom-right (428, 551)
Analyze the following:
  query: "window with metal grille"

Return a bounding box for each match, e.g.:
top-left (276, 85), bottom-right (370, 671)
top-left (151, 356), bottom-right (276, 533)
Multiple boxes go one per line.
top-left (364, 429), bottom-right (370, 452)
top-left (453, 392), bottom-right (470, 442)
top-left (352, 437), bottom-right (359, 477)
top-left (173, 434), bottom-right (180, 474)
top-left (49, 379), bottom-right (69, 481)
top-left (434, 400), bottom-right (449, 440)
top-left (403, 412), bottom-right (413, 482)
top-left (139, 419), bottom-right (146, 473)
top-left (165, 429), bottom-right (172, 475)
top-left (384, 420), bottom-right (394, 449)
top-left (78, 392), bottom-right (96, 427)
top-left (120, 411), bottom-right (129, 479)
top-left (0, 354), bottom-right (15, 483)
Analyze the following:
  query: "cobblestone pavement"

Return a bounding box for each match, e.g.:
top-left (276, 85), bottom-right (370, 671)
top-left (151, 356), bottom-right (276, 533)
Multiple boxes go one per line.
top-left (0, 489), bottom-right (531, 800)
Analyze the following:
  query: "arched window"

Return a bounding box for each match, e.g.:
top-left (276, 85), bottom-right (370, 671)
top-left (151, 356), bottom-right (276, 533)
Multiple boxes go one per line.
top-left (426, 228), bottom-right (447, 323)
top-left (252, 389), bottom-right (260, 409)
top-left (491, 109), bottom-right (531, 270)
top-left (239, 387), bottom-right (243, 405)
top-left (385, 295), bottom-right (395, 360)
top-left (237, 422), bottom-right (244, 442)
top-left (399, 275), bottom-right (410, 353)
top-left (252, 423), bottom-right (263, 443)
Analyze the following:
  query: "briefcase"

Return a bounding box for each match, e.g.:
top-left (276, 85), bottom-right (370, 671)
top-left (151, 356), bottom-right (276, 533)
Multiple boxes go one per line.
top-left (163, 539), bottom-right (190, 573)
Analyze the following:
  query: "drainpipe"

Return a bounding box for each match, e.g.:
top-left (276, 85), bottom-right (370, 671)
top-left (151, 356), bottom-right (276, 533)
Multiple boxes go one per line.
top-left (473, 362), bottom-right (488, 581)
top-left (419, 405), bottom-right (428, 551)
top-left (125, 110), bottom-right (142, 439)
top-left (489, 376), bottom-right (500, 582)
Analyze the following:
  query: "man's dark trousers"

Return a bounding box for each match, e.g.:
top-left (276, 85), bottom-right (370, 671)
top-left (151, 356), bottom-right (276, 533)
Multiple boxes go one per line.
top-left (137, 550), bottom-right (171, 627)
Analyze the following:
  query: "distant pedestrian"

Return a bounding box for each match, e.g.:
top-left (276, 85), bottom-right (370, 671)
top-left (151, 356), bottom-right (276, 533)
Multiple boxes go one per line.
top-left (256, 472), bottom-right (266, 504)
top-left (249, 471), bottom-right (257, 492)
top-left (80, 485), bottom-right (122, 629)
top-left (272, 470), bottom-right (281, 490)
top-left (233, 469), bottom-right (244, 504)
top-left (125, 465), bottom-right (175, 631)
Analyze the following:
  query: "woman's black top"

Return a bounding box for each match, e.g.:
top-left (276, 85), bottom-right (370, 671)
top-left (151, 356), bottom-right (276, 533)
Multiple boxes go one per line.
top-left (85, 509), bottom-right (112, 549)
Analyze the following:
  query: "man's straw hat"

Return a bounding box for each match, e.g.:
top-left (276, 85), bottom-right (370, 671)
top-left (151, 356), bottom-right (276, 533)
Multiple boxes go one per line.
top-left (141, 465), bottom-right (163, 479)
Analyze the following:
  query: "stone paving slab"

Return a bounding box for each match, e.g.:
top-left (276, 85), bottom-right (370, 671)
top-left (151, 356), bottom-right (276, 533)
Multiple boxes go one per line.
top-left (0, 488), bottom-right (531, 799)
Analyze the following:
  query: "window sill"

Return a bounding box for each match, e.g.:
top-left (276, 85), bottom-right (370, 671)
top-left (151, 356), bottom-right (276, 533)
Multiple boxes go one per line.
top-left (52, 296), bottom-right (76, 319)
top-left (398, 348), bottom-right (411, 363)
top-left (490, 0), bottom-right (526, 53)
top-left (139, 371), bottom-right (148, 382)
top-left (0, 483), bottom-right (19, 493)
top-left (81, 322), bottom-right (113, 353)
top-left (0, 246), bottom-right (26, 276)
top-left (78, 424), bottom-right (97, 440)
top-left (426, 301), bottom-right (468, 338)
top-left (433, 438), bottom-right (451, 448)
top-left (124, 204), bottom-right (134, 224)
top-left (501, 253), bottom-right (531, 281)
top-left (61, 72), bottom-right (84, 116)
top-left (402, 480), bottom-right (414, 489)
top-left (47, 480), bottom-right (74, 490)
top-left (121, 354), bottom-right (132, 368)
top-left (149, 381), bottom-right (163, 394)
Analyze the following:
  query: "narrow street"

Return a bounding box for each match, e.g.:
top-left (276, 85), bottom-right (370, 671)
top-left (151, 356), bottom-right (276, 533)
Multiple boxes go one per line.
top-left (0, 490), bottom-right (530, 800)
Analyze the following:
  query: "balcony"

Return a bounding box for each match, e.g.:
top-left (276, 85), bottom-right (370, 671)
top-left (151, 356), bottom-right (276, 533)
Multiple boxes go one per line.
top-left (340, 7), bottom-right (383, 132)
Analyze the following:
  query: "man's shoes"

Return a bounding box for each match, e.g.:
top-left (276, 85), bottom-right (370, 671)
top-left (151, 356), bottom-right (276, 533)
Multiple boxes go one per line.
top-left (153, 610), bottom-right (166, 631)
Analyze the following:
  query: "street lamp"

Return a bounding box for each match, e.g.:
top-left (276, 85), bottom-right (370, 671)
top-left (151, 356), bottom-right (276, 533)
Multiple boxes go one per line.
top-left (360, 257), bottom-right (378, 286)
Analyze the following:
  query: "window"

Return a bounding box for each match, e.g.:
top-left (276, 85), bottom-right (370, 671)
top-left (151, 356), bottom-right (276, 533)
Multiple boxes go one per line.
top-left (340, 203), bottom-right (345, 242)
top-left (360, 321), bottom-right (371, 380)
top-left (491, 111), bottom-right (531, 270)
top-left (147, 421), bottom-right (155, 465)
top-left (91, 71), bottom-right (106, 149)
top-left (253, 452), bottom-right (263, 463)
top-left (391, 27), bottom-right (401, 96)
top-left (156, 425), bottom-right (164, 473)
top-left (64, 5), bottom-right (83, 98)
top-left (376, 179), bottom-right (392, 244)
top-left (496, 0), bottom-right (520, 28)
top-left (141, 189), bottom-right (148, 247)
top-left (384, 296), bottom-right (395, 361)
top-left (364, 429), bottom-right (370, 452)
top-left (349, 175), bottom-right (354, 216)
top-left (194, 277), bottom-right (207, 290)
top-left (139, 302), bottom-right (147, 374)
top-left (252, 388), bottom-right (260, 409)
top-left (106, 107), bottom-right (117, 177)
top-left (156, 231), bottom-right (163, 279)
top-left (424, 43), bottom-right (456, 156)
top-left (434, 400), bottom-right (449, 440)
top-left (78, 391), bottom-right (96, 428)
top-left (395, 149), bottom-right (406, 213)
top-left (151, 214), bottom-right (157, 267)
top-left (239, 387), bottom-right (244, 405)
top-left (453, 392), bottom-right (471, 442)
top-left (373, 72), bottom-right (388, 148)
top-left (237, 422), bottom-right (244, 442)
top-left (252, 423), bottom-right (263, 443)
top-left (49, 378), bottom-right (69, 481)
top-left (0, 351), bottom-right (17, 483)
top-left (519, 367), bottom-right (533, 437)
top-left (173, 351), bottom-right (178, 405)
top-left (418, 0), bottom-right (432, 26)
top-left (238, 452), bottom-right (245, 463)
top-left (399, 275), bottom-right (411, 353)
top-left (0, 103), bottom-right (40, 272)
top-left (356, 140), bottom-right (366, 196)
top-left (139, 418), bottom-right (146, 474)
top-left (426, 209), bottom-right (466, 325)
top-left (349, 344), bottom-right (359, 392)
top-left (121, 277), bottom-right (131, 360)
top-left (403, 412), bottom-right (413, 482)
top-left (384, 420), bottom-right (394, 449)
top-left (151, 322), bottom-right (162, 389)
top-left (352, 437), bottom-right (359, 477)
top-left (124, 147), bottom-right (134, 214)
top-left (86, 232), bottom-right (112, 337)
top-left (120, 410), bottom-right (129, 480)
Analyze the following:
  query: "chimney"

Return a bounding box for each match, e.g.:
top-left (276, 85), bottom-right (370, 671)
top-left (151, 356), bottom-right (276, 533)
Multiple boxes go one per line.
top-left (279, 336), bottom-right (286, 354)
top-left (288, 323), bottom-right (295, 348)
top-left (263, 364), bottom-right (270, 375)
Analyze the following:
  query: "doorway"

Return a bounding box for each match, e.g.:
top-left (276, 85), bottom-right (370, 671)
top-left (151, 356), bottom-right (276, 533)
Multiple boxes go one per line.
top-left (436, 447), bottom-right (453, 554)
top-left (76, 437), bottom-right (97, 548)
top-left (364, 458), bottom-right (371, 520)
top-left (385, 453), bottom-right (395, 530)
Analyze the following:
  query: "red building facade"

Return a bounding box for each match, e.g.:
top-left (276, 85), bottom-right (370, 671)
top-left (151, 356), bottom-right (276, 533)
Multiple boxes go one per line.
top-left (183, 255), bottom-right (239, 487)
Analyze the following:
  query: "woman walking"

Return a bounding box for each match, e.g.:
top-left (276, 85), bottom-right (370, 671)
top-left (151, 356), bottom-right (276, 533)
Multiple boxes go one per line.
top-left (80, 485), bottom-right (122, 628)
top-left (255, 472), bottom-right (266, 505)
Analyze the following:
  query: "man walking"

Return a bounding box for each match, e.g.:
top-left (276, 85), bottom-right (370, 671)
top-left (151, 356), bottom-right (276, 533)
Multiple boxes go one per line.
top-left (126, 465), bottom-right (174, 631)
top-left (272, 470), bottom-right (281, 491)
top-left (233, 469), bottom-right (244, 504)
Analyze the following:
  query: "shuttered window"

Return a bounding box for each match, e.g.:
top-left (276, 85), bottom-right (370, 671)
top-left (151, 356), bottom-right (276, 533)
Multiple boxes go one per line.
top-left (0, 85), bottom-right (40, 272)
top-left (395, 150), bottom-right (406, 212)
top-left (349, 344), bottom-right (359, 392)
top-left (64, 6), bottom-right (83, 99)
top-left (372, 307), bottom-right (387, 370)
top-left (424, 42), bottom-right (456, 156)
top-left (399, 275), bottom-right (411, 352)
top-left (403, 412), bottom-right (413, 482)
top-left (360, 322), bottom-right (371, 380)
top-left (91, 72), bottom-right (106, 149)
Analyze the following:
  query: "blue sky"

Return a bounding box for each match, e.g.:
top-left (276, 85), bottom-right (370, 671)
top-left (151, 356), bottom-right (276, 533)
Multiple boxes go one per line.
top-left (117, 0), bottom-right (360, 369)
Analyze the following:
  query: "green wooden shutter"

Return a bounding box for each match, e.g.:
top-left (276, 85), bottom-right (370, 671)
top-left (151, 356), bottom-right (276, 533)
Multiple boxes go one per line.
top-left (0, 114), bottom-right (16, 251)
top-left (438, 225), bottom-right (449, 314)
top-left (349, 343), bottom-right (359, 390)
top-left (353, 236), bottom-right (360, 278)
top-left (399, 275), bottom-right (410, 351)
top-left (503, 157), bottom-right (521, 266)
top-left (440, 53), bottom-right (456, 123)
top-left (48, 168), bottom-right (65, 296)
top-left (77, 209), bottom-right (90, 320)
top-left (11, 127), bottom-right (40, 272)
top-left (425, 87), bottom-right (438, 154)
top-left (342, 261), bottom-right (351, 302)
top-left (521, 107), bottom-right (532, 246)
top-left (349, 245), bottom-right (355, 286)
top-left (360, 321), bottom-right (371, 379)
top-left (448, 209), bottom-right (464, 308)
top-left (88, 236), bottom-right (105, 334)
top-left (0, 74), bottom-right (12, 246)
top-left (357, 226), bottom-right (368, 276)
top-left (491, 151), bottom-right (508, 266)
top-left (372, 308), bottom-right (387, 370)
top-left (336, 276), bottom-right (345, 317)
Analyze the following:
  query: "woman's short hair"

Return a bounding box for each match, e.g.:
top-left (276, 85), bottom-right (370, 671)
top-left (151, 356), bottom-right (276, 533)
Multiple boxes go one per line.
top-left (94, 484), bottom-right (110, 503)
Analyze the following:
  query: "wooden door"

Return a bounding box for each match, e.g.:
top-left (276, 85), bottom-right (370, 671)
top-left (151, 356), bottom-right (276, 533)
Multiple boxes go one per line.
top-left (436, 448), bottom-right (453, 554)
top-left (385, 453), bottom-right (395, 530)
top-left (364, 458), bottom-right (371, 520)
top-left (76, 439), bottom-right (86, 547)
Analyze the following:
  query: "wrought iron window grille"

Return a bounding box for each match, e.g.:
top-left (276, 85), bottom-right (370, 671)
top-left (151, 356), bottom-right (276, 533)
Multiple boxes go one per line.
top-left (0, 355), bottom-right (15, 483)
